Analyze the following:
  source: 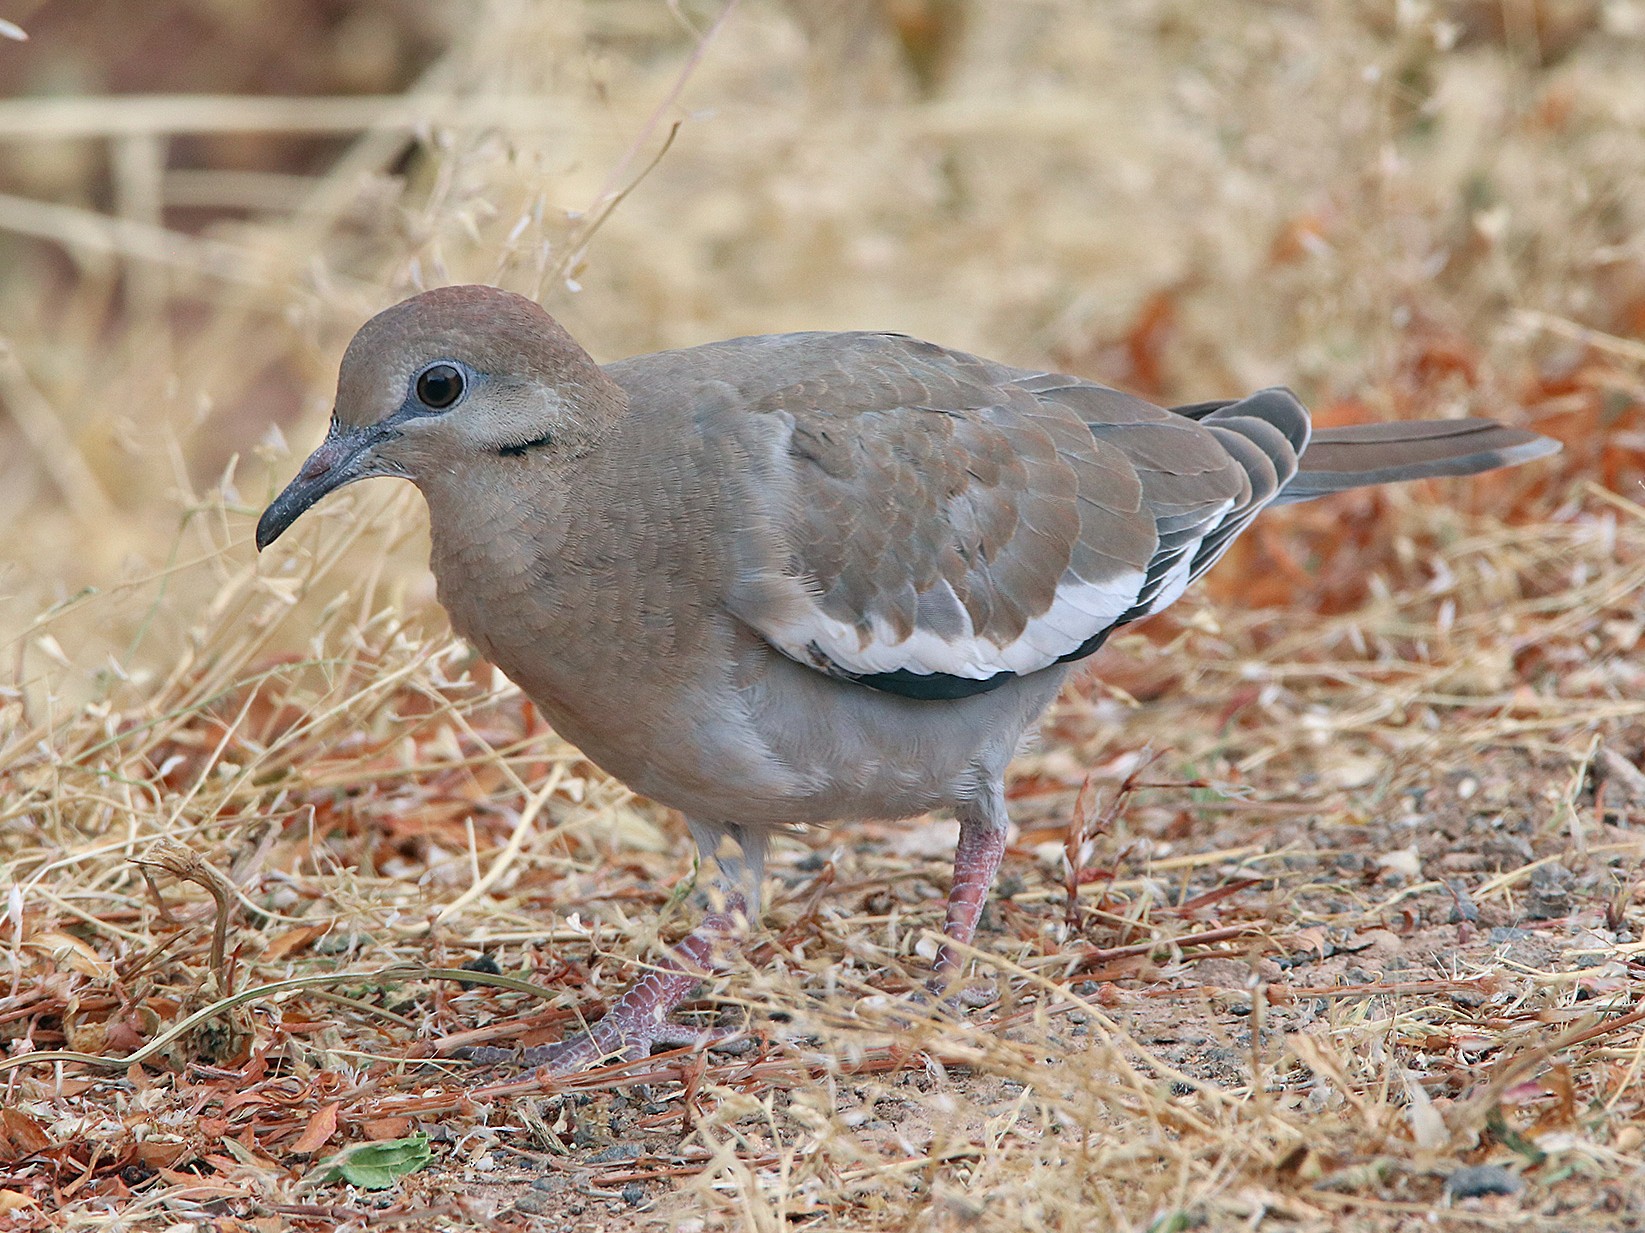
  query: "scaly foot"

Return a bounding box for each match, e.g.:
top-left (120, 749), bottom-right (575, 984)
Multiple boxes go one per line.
top-left (466, 902), bottom-right (747, 1072)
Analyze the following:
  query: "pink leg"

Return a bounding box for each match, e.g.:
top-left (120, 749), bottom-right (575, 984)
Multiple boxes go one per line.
top-left (934, 814), bottom-right (1009, 978)
top-left (521, 893), bottom-right (749, 1070)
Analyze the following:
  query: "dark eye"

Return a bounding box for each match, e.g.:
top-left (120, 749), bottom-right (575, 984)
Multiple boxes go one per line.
top-left (415, 364), bottom-right (464, 410)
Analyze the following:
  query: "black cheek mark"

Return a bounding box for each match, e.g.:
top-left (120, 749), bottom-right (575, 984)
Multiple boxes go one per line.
top-left (498, 432), bottom-right (554, 458)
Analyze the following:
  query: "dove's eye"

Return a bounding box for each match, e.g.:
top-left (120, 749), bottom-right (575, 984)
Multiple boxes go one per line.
top-left (415, 363), bottom-right (465, 410)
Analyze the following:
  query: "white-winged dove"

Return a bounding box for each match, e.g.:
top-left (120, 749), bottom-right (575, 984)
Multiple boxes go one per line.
top-left (258, 286), bottom-right (1559, 1067)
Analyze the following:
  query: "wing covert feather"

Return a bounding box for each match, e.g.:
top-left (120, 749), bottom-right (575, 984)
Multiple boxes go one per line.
top-left (609, 333), bottom-right (1305, 693)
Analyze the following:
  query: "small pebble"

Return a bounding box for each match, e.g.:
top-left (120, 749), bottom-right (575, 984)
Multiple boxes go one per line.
top-left (1524, 864), bottom-right (1575, 920)
top-left (1445, 1163), bottom-right (1522, 1199)
top-left (1447, 879), bottom-right (1479, 924)
top-left (457, 953), bottom-right (502, 990)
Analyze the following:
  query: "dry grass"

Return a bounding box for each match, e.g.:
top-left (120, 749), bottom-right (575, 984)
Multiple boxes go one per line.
top-left (3, 1), bottom-right (1645, 1229)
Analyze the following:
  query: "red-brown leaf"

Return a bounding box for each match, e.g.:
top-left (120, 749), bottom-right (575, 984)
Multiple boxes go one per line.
top-left (289, 1102), bottom-right (340, 1156)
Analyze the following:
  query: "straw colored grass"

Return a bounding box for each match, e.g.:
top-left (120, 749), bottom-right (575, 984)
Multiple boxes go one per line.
top-left (3, 2), bottom-right (1645, 1229)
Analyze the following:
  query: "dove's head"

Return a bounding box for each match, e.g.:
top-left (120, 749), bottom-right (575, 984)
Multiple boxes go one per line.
top-left (256, 285), bottom-right (623, 550)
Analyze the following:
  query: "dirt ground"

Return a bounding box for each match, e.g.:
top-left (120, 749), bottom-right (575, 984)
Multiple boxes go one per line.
top-left (3, 2), bottom-right (1645, 1231)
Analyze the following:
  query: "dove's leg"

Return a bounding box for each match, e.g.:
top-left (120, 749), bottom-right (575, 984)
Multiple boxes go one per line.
top-left (934, 783), bottom-right (1010, 978)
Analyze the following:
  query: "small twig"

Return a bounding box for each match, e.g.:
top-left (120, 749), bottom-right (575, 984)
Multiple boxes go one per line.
top-left (1069, 922), bottom-right (1274, 969)
top-left (1063, 752), bottom-right (1170, 930)
top-left (1564, 732), bottom-right (1601, 861)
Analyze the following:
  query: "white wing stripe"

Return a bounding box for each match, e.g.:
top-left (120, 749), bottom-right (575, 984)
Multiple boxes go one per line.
top-left (1144, 549), bottom-right (1199, 615)
top-left (1142, 492), bottom-right (1274, 616)
top-left (762, 567), bottom-right (1149, 680)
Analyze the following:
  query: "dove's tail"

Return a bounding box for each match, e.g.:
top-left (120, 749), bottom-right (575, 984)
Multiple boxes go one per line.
top-left (1171, 394), bottom-right (1561, 504)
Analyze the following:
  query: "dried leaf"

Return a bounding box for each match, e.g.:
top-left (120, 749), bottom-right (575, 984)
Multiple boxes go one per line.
top-left (0, 1190), bottom-right (36, 1214)
top-left (0, 1109), bottom-right (52, 1155)
top-left (261, 923), bottom-right (332, 962)
top-left (1402, 1072), bottom-right (1448, 1151)
top-left (28, 932), bottom-right (112, 979)
top-left (291, 1102), bottom-right (341, 1155)
top-left (361, 1117), bottom-right (414, 1141)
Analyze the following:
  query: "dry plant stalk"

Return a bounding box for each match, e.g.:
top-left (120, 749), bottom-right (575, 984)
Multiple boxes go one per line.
top-left (132, 838), bottom-right (235, 995)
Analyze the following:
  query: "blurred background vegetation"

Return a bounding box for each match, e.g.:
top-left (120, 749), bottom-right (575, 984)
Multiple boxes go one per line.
top-left (1, 0), bottom-right (1640, 714)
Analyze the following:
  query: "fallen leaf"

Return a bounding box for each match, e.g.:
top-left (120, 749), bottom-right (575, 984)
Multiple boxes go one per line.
top-left (362, 1117), bottom-right (414, 1141)
top-left (27, 932), bottom-right (112, 978)
top-left (0, 1109), bottom-right (52, 1155)
top-left (135, 1138), bottom-right (190, 1168)
top-left (316, 1132), bottom-right (432, 1190)
top-left (291, 1102), bottom-right (341, 1155)
top-left (261, 922), bottom-right (333, 962)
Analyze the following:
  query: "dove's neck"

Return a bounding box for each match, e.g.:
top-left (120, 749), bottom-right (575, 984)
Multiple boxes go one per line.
top-left (416, 410), bottom-right (723, 695)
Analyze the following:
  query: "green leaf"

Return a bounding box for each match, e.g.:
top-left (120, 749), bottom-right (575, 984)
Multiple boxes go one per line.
top-left (317, 1132), bottom-right (432, 1190)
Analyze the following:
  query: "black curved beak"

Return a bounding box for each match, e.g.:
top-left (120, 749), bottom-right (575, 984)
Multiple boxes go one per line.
top-left (256, 422), bottom-right (389, 550)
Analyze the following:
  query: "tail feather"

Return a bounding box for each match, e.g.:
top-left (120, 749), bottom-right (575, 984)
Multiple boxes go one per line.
top-left (1276, 419), bottom-right (1560, 503)
top-left (1169, 392), bottom-right (1560, 502)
